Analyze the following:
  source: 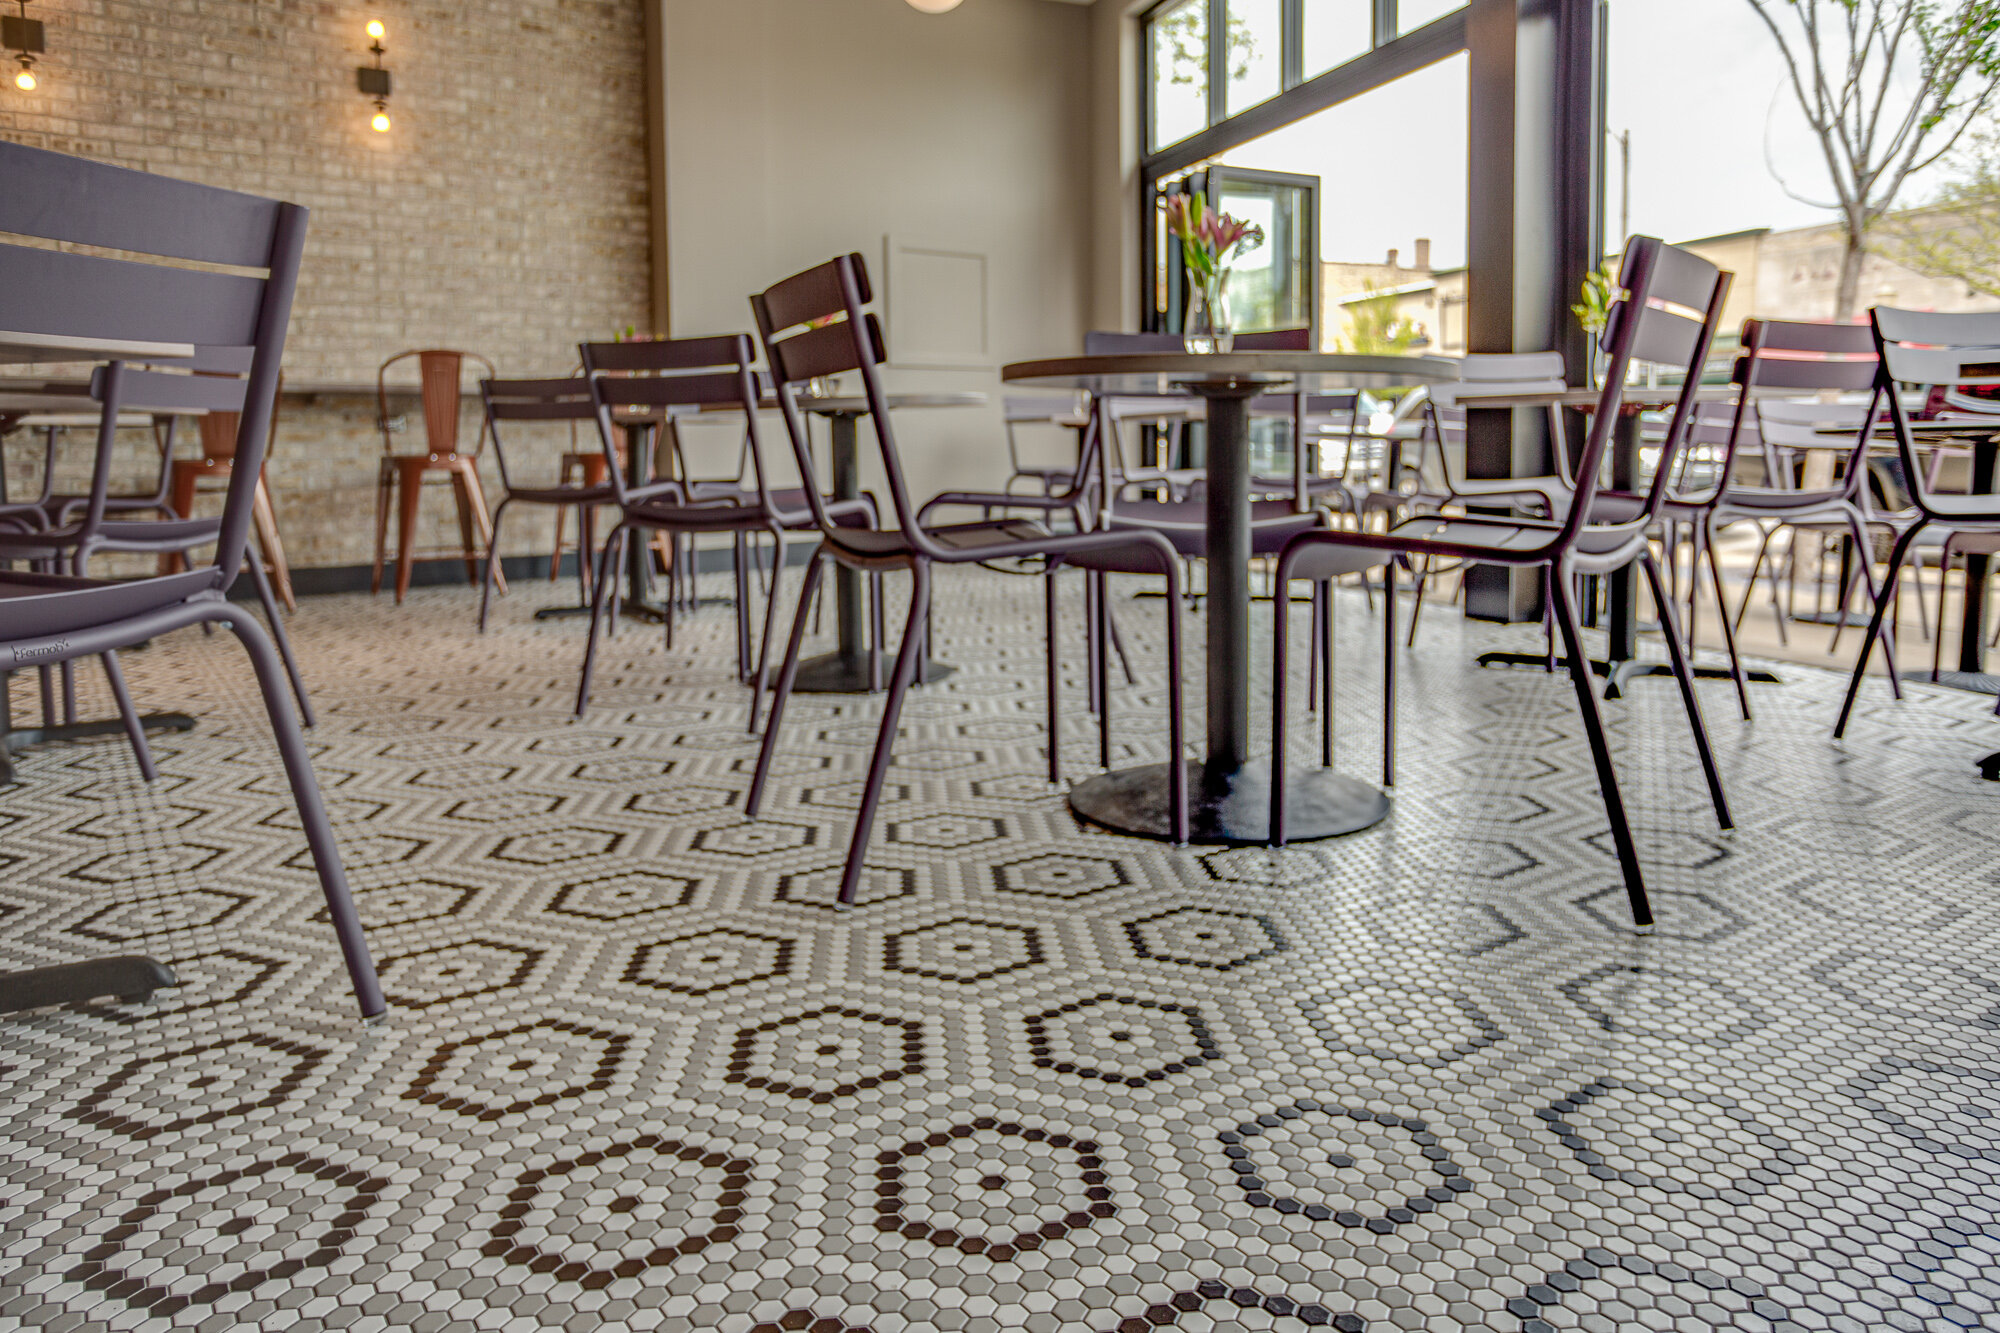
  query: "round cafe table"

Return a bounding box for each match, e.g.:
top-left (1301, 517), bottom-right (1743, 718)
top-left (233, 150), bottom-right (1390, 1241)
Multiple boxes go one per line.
top-left (1002, 351), bottom-right (1456, 843)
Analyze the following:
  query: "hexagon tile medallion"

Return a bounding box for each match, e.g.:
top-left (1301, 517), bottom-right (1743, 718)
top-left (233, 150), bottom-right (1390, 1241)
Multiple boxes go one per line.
top-left (2, 570), bottom-right (1998, 1333)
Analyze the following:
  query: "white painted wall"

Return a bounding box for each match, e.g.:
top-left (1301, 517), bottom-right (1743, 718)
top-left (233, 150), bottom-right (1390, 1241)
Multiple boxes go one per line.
top-left (661, 0), bottom-right (1098, 504)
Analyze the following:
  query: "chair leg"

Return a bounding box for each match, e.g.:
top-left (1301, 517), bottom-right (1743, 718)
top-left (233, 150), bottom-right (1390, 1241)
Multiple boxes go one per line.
top-left (869, 572), bottom-right (886, 693)
top-left (1405, 558), bottom-right (1430, 650)
top-left (1271, 561), bottom-right (1292, 847)
top-left (1095, 571), bottom-right (1113, 770)
top-left (1105, 599), bottom-right (1137, 686)
top-left (575, 522), bottom-right (629, 718)
top-left (1307, 581), bottom-right (1322, 714)
top-left (1320, 579), bottom-right (1336, 769)
top-left (839, 563), bottom-right (932, 906)
top-left (1045, 563), bottom-right (1062, 784)
top-left (99, 651), bottom-right (157, 783)
top-left (553, 458), bottom-right (575, 585)
top-left (578, 502), bottom-right (598, 603)
top-left (1843, 511), bottom-right (1904, 700)
top-left (219, 604), bottom-right (386, 1021)
top-left (1834, 521), bottom-right (1923, 740)
top-left (734, 534), bottom-right (753, 684)
top-left (371, 458), bottom-right (393, 595)
top-left (478, 497), bottom-right (511, 633)
top-left (1382, 557), bottom-right (1397, 789)
top-left (1640, 550), bottom-right (1732, 830)
top-left (455, 460), bottom-right (498, 592)
top-left (747, 552), bottom-right (826, 816)
top-left (1159, 557), bottom-right (1188, 846)
top-left (747, 532), bottom-right (788, 736)
top-left (393, 463), bottom-right (423, 605)
top-left (251, 476), bottom-right (297, 614)
top-left (1698, 515), bottom-right (1753, 720)
top-left (247, 552), bottom-right (315, 728)
top-left (1084, 571), bottom-right (1101, 715)
top-left (1549, 567), bottom-right (1654, 931)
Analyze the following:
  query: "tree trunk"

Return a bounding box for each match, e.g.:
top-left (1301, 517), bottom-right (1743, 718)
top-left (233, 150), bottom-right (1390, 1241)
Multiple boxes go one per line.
top-left (1833, 225), bottom-right (1867, 323)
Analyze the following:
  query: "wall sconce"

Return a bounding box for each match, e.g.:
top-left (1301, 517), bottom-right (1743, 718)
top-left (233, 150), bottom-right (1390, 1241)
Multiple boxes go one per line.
top-left (3, 0), bottom-right (44, 92)
top-left (357, 17), bottom-right (391, 132)
top-left (906, 0), bottom-right (964, 11)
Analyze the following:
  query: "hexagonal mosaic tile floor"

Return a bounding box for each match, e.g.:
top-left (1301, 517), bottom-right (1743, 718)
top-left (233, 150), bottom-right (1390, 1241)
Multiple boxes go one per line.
top-left (2, 568), bottom-right (1997, 1333)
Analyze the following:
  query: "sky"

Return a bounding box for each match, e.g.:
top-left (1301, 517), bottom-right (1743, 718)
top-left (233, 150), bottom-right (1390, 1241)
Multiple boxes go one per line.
top-left (1212, 0), bottom-right (1968, 270)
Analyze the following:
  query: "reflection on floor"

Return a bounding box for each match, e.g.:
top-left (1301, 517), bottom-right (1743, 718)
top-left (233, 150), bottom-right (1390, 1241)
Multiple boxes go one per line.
top-left (1, 569), bottom-right (1996, 1333)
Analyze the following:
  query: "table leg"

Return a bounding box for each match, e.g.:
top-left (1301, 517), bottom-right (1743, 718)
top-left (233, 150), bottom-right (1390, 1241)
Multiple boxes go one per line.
top-left (1068, 385), bottom-right (1388, 843)
top-left (792, 411), bottom-right (953, 694)
top-left (614, 423), bottom-right (668, 625)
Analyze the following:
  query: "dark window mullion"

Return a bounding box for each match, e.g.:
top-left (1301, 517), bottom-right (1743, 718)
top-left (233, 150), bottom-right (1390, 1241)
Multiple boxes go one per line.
top-left (1281, 0), bottom-right (1303, 89)
top-left (1207, 0), bottom-right (1228, 125)
top-left (1373, 0), bottom-right (1397, 46)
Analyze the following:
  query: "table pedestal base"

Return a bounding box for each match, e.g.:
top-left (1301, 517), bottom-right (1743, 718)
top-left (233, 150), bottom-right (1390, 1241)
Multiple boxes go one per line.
top-left (1069, 758), bottom-right (1389, 844)
top-left (0, 711), bottom-right (196, 786)
top-left (1475, 651), bottom-right (1780, 698)
top-left (1904, 670), bottom-right (2000, 695)
top-left (0, 955), bottom-right (179, 1016)
top-left (792, 651), bottom-right (955, 695)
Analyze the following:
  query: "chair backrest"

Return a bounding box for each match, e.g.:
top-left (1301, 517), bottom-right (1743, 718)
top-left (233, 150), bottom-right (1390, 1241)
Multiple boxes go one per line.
top-left (578, 335), bottom-right (769, 511)
top-left (1870, 306), bottom-right (2000, 518)
top-left (1233, 327), bottom-right (1313, 351)
top-left (1727, 319), bottom-right (1880, 498)
top-left (378, 349), bottom-right (496, 457)
top-left (1084, 330), bottom-right (1183, 355)
top-left (752, 253), bottom-right (939, 551)
top-left (479, 377), bottom-right (597, 494)
top-left (1004, 391), bottom-right (1089, 427)
top-left (1418, 352), bottom-right (1570, 489)
top-left (0, 142), bottom-right (305, 588)
top-left (1562, 236), bottom-right (1731, 545)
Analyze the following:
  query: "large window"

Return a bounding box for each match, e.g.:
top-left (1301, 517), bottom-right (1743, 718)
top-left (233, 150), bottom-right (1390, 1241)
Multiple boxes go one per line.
top-left (1146, 0), bottom-right (1469, 152)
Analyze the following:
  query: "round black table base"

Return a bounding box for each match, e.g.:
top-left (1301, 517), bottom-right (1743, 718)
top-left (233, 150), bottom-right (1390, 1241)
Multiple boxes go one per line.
top-left (1069, 759), bottom-right (1389, 845)
top-left (791, 651), bottom-right (956, 695)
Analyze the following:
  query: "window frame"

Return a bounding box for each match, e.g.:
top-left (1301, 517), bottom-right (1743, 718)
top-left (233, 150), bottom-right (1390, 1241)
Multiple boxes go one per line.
top-left (1138, 1), bottom-right (1470, 329)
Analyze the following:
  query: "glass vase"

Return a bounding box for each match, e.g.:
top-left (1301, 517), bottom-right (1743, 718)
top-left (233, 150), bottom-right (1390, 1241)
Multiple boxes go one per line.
top-left (1184, 272), bottom-right (1234, 354)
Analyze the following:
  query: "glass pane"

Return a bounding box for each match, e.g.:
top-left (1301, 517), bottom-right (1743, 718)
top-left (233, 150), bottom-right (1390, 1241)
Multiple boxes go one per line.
top-left (1150, 0), bottom-right (1209, 151)
top-left (1398, 0), bottom-right (1465, 34)
top-left (1213, 175), bottom-right (1314, 334)
top-left (1218, 53), bottom-right (1470, 354)
top-left (1303, 0), bottom-right (1370, 79)
top-left (1225, 0), bottom-right (1283, 117)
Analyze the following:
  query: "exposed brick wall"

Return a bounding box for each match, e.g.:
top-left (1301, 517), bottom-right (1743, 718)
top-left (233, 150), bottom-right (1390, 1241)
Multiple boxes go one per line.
top-left (1, 0), bottom-right (653, 571)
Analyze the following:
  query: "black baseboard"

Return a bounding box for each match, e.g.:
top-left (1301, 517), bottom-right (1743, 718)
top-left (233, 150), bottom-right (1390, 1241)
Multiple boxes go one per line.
top-left (243, 541), bottom-right (817, 600)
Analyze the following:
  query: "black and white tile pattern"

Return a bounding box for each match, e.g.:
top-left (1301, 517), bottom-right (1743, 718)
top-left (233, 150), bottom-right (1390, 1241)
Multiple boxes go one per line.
top-left (2, 566), bottom-right (1998, 1332)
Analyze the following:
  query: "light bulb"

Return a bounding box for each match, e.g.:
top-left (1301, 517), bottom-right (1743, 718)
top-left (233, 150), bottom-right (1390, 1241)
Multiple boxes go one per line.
top-left (13, 67), bottom-right (35, 92)
top-left (366, 19), bottom-right (385, 39)
top-left (371, 109), bottom-right (391, 132)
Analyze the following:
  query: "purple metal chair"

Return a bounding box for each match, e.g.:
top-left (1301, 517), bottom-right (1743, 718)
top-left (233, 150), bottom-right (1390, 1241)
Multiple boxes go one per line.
top-left (1269, 236), bottom-right (1737, 932)
top-left (1835, 307), bottom-right (2000, 738)
top-left (0, 141), bottom-right (384, 1020)
top-left (571, 334), bottom-right (881, 728)
top-left (747, 253), bottom-right (1190, 906)
top-left (476, 376), bottom-right (615, 631)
